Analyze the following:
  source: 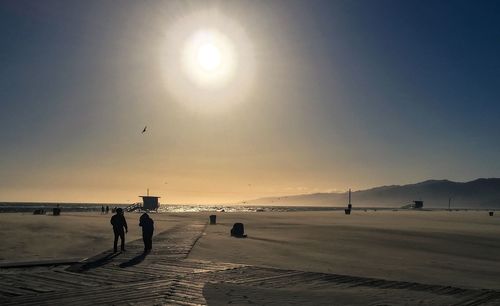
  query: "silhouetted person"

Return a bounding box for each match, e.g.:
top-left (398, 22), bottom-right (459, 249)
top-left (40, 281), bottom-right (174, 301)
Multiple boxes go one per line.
top-left (110, 208), bottom-right (128, 252)
top-left (53, 204), bottom-right (61, 216)
top-left (106, 205), bottom-right (110, 214)
top-left (101, 205), bottom-right (105, 214)
top-left (139, 213), bottom-right (154, 252)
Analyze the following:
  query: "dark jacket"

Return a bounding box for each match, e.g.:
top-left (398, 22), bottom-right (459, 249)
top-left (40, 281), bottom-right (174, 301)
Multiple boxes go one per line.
top-left (110, 214), bottom-right (128, 232)
top-left (139, 214), bottom-right (154, 236)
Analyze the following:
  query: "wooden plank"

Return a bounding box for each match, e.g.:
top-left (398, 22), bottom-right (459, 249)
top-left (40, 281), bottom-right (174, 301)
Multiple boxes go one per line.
top-left (0, 258), bottom-right (82, 268)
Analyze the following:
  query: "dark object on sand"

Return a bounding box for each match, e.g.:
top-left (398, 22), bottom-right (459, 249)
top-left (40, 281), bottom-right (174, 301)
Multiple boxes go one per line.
top-left (489, 211), bottom-right (494, 216)
top-left (53, 208), bottom-right (61, 216)
top-left (33, 209), bottom-right (45, 215)
top-left (231, 223), bottom-right (247, 238)
top-left (209, 215), bottom-right (217, 225)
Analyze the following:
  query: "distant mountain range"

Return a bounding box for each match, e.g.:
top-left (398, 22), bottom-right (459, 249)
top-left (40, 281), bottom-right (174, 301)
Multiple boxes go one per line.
top-left (246, 178), bottom-right (500, 208)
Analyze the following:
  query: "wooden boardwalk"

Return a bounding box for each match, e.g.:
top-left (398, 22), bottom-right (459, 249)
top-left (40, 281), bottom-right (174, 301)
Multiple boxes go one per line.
top-left (1, 222), bottom-right (500, 305)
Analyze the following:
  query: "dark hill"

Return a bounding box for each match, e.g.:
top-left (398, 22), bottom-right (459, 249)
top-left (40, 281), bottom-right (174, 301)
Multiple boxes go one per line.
top-left (246, 178), bottom-right (500, 208)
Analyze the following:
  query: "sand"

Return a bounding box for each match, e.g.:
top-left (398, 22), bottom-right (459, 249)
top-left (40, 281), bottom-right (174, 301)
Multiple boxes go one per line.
top-left (1, 210), bottom-right (499, 293)
top-left (190, 210), bottom-right (500, 290)
top-left (0, 212), bottom-right (195, 262)
top-left (202, 282), bottom-right (465, 305)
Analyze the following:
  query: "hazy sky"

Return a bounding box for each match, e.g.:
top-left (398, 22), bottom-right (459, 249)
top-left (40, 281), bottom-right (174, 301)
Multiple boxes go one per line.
top-left (1, 0), bottom-right (499, 204)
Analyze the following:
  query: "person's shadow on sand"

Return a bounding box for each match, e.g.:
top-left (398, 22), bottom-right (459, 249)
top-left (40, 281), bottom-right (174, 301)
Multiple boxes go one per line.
top-left (119, 252), bottom-right (148, 268)
top-left (69, 252), bottom-right (121, 272)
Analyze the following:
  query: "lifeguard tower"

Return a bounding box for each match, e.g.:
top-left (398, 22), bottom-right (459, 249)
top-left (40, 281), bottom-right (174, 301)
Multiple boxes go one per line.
top-left (411, 200), bottom-right (423, 209)
top-left (126, 189), bottom-right (160, 212)
top-left (401, 200), bottom-right (424, 209)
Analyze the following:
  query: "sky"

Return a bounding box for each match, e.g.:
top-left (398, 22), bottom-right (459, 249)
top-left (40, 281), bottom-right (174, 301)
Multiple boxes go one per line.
top-left (1, 0), bottom-right (499, 204)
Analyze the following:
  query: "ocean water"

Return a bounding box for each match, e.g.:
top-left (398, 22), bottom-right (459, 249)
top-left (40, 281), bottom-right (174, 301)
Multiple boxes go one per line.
top-left (0, 202), bottom-right (344, 213)
top-left (0, 203), bottom-right (128, 213)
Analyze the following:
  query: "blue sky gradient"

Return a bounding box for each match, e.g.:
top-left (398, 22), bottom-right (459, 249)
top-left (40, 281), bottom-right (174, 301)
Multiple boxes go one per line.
top-left (1, 0), bottom-right (499, 203)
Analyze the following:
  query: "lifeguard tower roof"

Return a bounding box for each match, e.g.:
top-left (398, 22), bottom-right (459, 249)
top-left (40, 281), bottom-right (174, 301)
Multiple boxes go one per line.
top-left (140, 195), bottom-right (160, 211)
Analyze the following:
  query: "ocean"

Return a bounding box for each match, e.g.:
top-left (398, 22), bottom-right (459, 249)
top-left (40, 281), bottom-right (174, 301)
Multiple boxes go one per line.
top-left (0, 202), bottom-right (347, 213)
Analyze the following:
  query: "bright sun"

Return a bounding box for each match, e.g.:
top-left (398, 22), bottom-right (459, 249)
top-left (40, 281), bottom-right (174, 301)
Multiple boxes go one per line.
top-left (162, 10), bottom-right (255, 110)
top-left (197, 43), bottom-right (221, 71)
top-left (181, 29), bottom-right (236, 88)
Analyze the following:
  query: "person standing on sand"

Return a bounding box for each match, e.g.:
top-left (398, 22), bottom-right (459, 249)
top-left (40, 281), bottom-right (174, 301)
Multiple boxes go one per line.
top-left (101, 205), bottom-right (105, 214)
top-left (106, 205), bottom-right (110, 214)
top-left (110, 208), bottom-right (128, 252)
top-left (139, 213), bottom-right (154, 252)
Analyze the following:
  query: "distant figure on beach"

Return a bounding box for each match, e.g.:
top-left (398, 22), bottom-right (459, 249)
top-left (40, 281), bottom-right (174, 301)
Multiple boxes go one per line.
top-left (106, 205), bottom-right (110, 214)
top-left (139, 213), bottom-right (154, 252)
top-left (110, 208), bottom-right (128, 252)
top-left (53, 204), bottom-right (61, 216)
top-left (101, 205), bottom-right (105, 214)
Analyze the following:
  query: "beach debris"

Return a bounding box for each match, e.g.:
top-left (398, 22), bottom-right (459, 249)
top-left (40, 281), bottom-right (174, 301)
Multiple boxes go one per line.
top-left (231, 223), bottom-right (247, 238)
top-left (142, 126), bottom-right (147, 133)
top-left (489, 211), bottom-right (494, 216)
top-left (209, 214), bottom-right (217, 225)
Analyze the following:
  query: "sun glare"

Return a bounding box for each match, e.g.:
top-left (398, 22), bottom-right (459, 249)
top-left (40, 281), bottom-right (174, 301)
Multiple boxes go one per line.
top-left (197, 43), bottom-right (221, 71)
top-left (181, 29), bottom-right (236, 88)
top-left (162, 10), bottom-right (255, 111)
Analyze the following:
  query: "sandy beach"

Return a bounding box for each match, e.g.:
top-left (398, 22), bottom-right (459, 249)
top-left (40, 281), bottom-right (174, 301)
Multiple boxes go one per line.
top-left (1, 210), bottom-right (499, 293)
top-left (0, 212), bottom-right (188, 261)
top-left (191, 210), bottom-right (500, 291)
